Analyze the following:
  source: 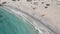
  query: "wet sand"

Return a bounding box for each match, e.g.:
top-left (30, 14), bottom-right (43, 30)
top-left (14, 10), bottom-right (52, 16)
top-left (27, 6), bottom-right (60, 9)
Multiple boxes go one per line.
top-left (0, 0), bottom-right (60, 34)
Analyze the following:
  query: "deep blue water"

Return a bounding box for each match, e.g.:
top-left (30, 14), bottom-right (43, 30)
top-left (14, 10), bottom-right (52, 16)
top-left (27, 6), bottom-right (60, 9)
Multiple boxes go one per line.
top-left (0, 8), bottom-right (39, 34)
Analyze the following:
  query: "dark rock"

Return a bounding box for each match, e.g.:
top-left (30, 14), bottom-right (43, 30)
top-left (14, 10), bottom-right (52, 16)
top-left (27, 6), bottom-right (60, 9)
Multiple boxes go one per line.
top-left (12, 0), bottom-right (16, 1)
top-left (46, 4), bottom-right (50, 6)
top-left (27, 0), bottom-right (32, 2)
top-left (2, 2), bottom-right (7, 4)
top-left (45, 6), bottom-right (48, 8)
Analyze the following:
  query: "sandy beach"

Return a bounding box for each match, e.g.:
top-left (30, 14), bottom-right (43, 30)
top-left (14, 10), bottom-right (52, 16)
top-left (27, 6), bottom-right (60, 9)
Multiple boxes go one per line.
top-left (0, 0), bottom-right (60, 34)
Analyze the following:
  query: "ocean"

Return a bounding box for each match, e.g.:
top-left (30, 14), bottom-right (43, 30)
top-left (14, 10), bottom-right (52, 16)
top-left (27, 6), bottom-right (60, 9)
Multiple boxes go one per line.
top-left (0, 7), bottom-right (39, 34)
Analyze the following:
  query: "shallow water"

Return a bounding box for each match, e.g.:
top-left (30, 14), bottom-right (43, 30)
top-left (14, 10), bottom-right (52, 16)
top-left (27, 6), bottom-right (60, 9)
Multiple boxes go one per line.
top-left (0, 8), bottom-right (39, 34)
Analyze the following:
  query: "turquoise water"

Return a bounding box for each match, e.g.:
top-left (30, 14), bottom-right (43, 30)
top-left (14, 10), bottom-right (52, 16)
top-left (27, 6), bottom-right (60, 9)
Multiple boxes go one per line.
top-left (0, 8), bottom-right (39, 34)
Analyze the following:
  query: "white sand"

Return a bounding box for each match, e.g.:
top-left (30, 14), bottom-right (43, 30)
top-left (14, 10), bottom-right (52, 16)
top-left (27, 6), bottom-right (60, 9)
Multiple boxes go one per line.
top-left (1, 0), bottom-right (60, 33)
